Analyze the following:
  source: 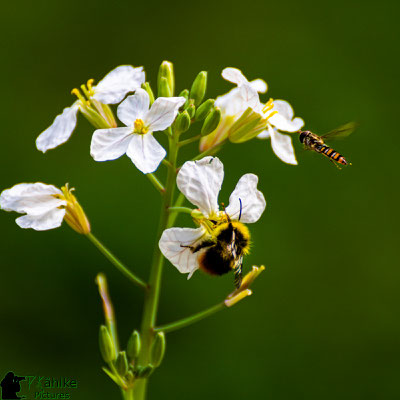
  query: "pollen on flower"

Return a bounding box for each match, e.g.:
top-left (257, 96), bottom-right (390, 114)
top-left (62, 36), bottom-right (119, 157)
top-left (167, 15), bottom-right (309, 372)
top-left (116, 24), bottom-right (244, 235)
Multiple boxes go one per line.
top-left (134, 119), bottom-right (149, 134)
top-left (87, 79), bottom-right (95, 95)
top-left (262, 98), bottom-right (278, 120)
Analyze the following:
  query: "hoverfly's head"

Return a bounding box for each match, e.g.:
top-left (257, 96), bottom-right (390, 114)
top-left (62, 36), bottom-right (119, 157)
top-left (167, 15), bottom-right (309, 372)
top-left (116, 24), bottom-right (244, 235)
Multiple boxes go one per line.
top-left (299, 131), bottom-right (308, 143)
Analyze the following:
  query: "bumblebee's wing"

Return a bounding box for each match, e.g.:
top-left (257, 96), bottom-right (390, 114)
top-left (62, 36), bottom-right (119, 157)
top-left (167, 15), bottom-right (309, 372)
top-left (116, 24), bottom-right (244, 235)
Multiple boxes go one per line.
top-left (320, 122), bottom-right (358, 141)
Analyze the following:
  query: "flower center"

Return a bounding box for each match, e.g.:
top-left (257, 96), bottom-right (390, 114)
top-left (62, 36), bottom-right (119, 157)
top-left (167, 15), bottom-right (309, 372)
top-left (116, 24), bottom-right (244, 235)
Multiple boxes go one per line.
top-left (261, 98), bottom-right (278, 120)
top-left (71, 79), bottom-right (96, 105)
top-left (134, 119), bottom-right (149, 135)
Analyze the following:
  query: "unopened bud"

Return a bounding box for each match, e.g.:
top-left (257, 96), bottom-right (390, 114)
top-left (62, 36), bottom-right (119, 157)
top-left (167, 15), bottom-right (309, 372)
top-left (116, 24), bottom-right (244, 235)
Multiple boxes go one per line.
top-left (116, 351), bottom-right (129, 377)
top-left (190, 71), bottom-right (207, 106)
top-left (174, 111), bottom-right (191, 134)
top-left (201, 107), bottom-right (221, 136)
top-left (142, 82), bottom-right (155, 105)
top-left (99, 325), bottom-right (116, 363)
top-left (158, 61), bottom-right (175, 96)
top-left (179, 89), bottom-right (189, 100)
top-left (158, 77), bottom-right (172, 98)
top-left (195, 99), bottom-right (215, 121)
top-left (127, 330), bottom-right (141, 361)
top-left (151, 332), bottom-right (166, 368)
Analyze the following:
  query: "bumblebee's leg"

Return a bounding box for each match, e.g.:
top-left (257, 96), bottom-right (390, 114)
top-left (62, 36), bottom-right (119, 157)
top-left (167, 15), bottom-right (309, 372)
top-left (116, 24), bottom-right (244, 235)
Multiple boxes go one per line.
top-left (180, 239), bottom-right (215, 253)
top-left (233, 260), bottom-right (243, 289)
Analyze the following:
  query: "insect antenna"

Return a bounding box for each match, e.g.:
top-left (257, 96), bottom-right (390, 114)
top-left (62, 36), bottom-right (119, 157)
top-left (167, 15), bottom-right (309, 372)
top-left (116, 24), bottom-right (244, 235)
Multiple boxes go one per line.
top-left (238, 198), bottom-right (242, 221)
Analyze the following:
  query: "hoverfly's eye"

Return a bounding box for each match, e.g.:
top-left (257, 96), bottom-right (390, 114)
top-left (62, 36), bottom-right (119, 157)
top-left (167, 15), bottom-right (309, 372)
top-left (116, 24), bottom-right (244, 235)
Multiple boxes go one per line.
top-left (299, 132), bottom-right (306, 143)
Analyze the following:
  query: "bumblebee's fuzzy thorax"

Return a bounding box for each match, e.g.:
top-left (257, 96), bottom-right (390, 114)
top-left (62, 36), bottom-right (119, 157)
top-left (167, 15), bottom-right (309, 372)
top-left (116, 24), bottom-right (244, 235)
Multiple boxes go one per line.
top-left (213, 221), bottom-right (251, 256)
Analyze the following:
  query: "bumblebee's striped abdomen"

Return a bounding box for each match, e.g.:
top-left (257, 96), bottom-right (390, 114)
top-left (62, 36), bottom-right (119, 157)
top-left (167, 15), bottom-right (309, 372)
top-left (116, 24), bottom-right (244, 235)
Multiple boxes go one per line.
top-left (319, 145), bottom-right (348, 165)
top-left (198, 248), bottom-right (232, 276)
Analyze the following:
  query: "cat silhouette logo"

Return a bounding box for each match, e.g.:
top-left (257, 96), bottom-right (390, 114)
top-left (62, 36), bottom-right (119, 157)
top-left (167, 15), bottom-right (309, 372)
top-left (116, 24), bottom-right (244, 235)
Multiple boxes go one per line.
top-left (0, 372), bottom-right (26, 399)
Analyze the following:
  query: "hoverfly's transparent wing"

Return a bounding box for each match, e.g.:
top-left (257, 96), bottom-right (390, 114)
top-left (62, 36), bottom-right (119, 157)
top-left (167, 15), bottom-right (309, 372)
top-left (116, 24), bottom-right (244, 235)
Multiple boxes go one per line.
top-left (320, 122), bottom-right (358, 141)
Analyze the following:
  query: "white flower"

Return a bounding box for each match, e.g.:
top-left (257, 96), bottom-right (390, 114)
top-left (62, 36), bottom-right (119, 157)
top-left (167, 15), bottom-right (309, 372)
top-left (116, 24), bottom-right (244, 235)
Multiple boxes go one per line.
top-left (90, 89), bottom-right (186, 174)
top-left (0, 183), bottom-right (90, 233)
top-left (36, 65), bottom-right (145, 153)
top-left (0, 183), bottom-right (67, 231)
top-left (257, 99), bottom-right (304, 165)
top-left (159, 157), bottom-right (266, 278)
top-left (199, 68), bottom-right (267, 152)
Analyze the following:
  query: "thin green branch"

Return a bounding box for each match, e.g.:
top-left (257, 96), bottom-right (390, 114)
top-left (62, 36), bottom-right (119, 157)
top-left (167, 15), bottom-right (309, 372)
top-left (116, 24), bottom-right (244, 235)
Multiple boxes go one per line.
top-left (192, 139), bottom-right (227, 161)
top-left (87, 233), bottom-right (148, 290)
top-left (178, 134), bottom-right (201, 147)
top-left (154, 303), bottom-right (225, 334)
top-left (168, 206), bottom-right (193, 215)
top-left (146, 173), bottom-right (165, 194)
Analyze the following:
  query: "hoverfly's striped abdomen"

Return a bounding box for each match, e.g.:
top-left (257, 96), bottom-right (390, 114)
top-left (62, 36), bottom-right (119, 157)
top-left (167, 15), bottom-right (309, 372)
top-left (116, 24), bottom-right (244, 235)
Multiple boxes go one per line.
top-left (318, 145), bottom-right (348, 165)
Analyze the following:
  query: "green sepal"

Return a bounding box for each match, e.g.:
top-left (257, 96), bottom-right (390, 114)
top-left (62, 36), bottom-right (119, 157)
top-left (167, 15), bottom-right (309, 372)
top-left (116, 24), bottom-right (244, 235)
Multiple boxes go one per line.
top-left (174, 111), bottom-right (191, 134)
top-left (99, 325), bottom-right (116, 363)
top-left (201, 107), bottom-right (221, 136)
top-left (115, 351), bottom-right (129, 377)
top-left (195, 99), bottom-right (215, 121)
top-left (190, 71), bottom-right (207, 106)
top-left (135, 365), bottom-right (154, 378)
top-left (142, 82), bottom-right (155, 105)
top-left (150, 332), bottom-right (166, 367)
top-left (158, 61), bottom-right (175, 96)
top-left (127, 330), bottom-right (141, 362)
top-left (186, 99), bottom-right (196, 119)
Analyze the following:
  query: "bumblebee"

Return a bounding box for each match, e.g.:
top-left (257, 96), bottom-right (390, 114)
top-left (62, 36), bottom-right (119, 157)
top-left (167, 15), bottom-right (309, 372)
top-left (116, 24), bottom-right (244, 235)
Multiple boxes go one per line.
top-left (299, 122), bottom-right (357, 167)
top-left (183, 202), bottom-right (251, 288)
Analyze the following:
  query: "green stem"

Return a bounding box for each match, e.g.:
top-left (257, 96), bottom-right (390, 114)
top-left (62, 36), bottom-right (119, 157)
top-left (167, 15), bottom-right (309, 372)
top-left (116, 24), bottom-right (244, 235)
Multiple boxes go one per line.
top-left (178, 134), bottom-right (201, 147)
top-left (87, 233), bottom-right (148, 290)
top-left (146, 173), bottom-right (165, 194)
top-left (133, 133), bottom-right (180, 400)
top-left (154, 302), bottom-right (225, 334)
top-left (168, 206), bottom-right (193, 215)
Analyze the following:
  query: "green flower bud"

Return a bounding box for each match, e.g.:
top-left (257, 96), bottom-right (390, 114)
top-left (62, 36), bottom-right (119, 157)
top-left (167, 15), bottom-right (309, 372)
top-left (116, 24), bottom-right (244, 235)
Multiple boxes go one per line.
top-left (174, 111), bottom-right (191, 134)
top-left (190, 71), bottom-right (207, 106)
top-left (158, 61), bottom-right (175, 96)
top-left (195, 99), bottom-right (215, 121)
top-left (179, 89), bottom-right (189, 100)
top-left (158, 77), bottom-right (172, 98)
top-left (141, 82), bottom-right (155, 105)
top-left (186, 99), bottom-right (196, 119)
top-left (135, 365), bottom-right (154, 378)
top-left (151, 332), bottom-right (166, 368)
top-left (99, 325), bottom-right (116, 363)
top-left (201, 107), bottom-right (221, 136)
top-left (127, 330), bottom-right (141, 361)
top-left (228, 107), bottom-right (267, 143)
top-left (116, 351), bottom-right (129, 377)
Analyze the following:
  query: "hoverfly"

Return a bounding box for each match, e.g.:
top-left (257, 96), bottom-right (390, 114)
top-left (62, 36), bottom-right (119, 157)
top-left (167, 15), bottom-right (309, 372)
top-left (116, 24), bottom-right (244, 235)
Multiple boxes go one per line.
top-left (299, 122), bottom-right (357, 168)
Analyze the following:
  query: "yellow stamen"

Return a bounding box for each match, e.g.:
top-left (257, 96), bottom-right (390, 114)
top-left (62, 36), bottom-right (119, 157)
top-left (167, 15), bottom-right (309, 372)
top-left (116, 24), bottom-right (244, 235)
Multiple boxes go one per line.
top-left (87, 78), bottom-right (95, 92)
top-left (134, 119), bottom-right (149, 134)
top-left (71, 88), bottom-right (86, 104)
top-left (262, 98), bottom-right (274, 113)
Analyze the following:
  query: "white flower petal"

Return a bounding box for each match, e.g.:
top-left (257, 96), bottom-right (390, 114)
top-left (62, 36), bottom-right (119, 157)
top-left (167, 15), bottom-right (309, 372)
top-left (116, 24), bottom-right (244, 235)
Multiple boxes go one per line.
top-left (177, 157), bottom-right (224, 217)
top-left (92, 65), bottom-right (145, 104)
top-left (0, 183), bottom-right (65, 215)
top-left (225, 174), bottom-right (266, 223)
top-left (90, 127), bottom-right (133, 161)
top-left (159, 227), bottom-right (207, 278)
top-left (238, 84), bottom-right (261, 111)
top-left (117, 89), bottom-right (149, 126)
top-left (145, 97), bottom-right (186, 132)
top-left (269, 125), bottom-right (298, 165)
top-left (257, 129), bottom-right (270, 139)
top-left (16, 208), bottom-right (66, 231)
top-left (215, 88), bottom-right (248, 116)
top-left (222, 67), bottom-right (249, 86)
top-left (126, 133), bottom-right (166, 174)
top-left (36, 103), bottom-right (80, 153)
top-left (250, 79), bottom-right (268, 93)
top-left (268, 100), bottom-right (304, 132)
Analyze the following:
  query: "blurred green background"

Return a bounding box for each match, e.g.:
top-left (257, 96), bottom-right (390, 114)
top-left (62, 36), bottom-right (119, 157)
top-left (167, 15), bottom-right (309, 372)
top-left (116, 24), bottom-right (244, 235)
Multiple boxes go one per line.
top-left (0, 0), bottom-right (399, 398)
